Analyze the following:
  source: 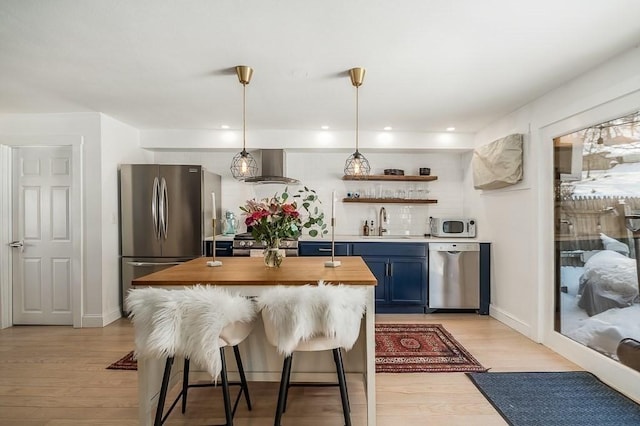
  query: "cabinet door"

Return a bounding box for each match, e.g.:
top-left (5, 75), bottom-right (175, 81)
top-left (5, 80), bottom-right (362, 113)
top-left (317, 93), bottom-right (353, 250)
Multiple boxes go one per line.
top-left (362, 256), bottom-right (388, 303)
top-left (204, 240), bottom-right (233, 257)
top-left (388, 256), bottom-right (426, 305)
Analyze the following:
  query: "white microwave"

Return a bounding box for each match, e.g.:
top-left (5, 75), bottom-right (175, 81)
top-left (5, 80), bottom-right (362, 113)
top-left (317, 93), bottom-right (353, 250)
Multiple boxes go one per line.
top-left (430, 217), bottom-right (476, 238)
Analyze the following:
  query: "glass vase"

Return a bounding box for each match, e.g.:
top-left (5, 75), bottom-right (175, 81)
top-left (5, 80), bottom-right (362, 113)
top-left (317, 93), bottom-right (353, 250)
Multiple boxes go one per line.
top-left (263, 242), bottom-right (283, 268)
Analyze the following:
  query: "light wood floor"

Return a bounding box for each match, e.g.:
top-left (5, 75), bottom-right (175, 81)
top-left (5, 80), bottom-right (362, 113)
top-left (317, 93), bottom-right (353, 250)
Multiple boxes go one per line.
top-left (0, 314), bottom-right (580, 426)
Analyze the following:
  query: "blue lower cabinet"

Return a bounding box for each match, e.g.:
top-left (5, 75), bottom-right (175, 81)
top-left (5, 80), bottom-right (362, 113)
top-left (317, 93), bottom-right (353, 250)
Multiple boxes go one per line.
top-left (204, 240), bottom-right (233, 257)
top-left (479, 243), bottom-right (491, 315)
top-left (353, 243), bottom-right (427, 313)
top-left (388, 257), bottom-right (426, 305)
top-left (298, 241), bottom-right (350, 256)
top-left (363, 257), bottom-right (388, 303)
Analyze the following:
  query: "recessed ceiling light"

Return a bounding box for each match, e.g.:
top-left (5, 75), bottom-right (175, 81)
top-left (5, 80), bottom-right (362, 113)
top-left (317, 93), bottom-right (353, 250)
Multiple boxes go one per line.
top-left (446, 127), bottom-right (456, 131)
top-left (383, 126), bottom-right (392, 131)
top-left (321, 125), bottom-right (329, 130)
top-left (221, 124), bottom-right (230, 129)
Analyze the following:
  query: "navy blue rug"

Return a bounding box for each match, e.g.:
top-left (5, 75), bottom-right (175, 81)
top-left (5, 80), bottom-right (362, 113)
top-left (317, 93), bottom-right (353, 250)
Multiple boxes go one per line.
top-left (466, 371), bottom-right (640, 426)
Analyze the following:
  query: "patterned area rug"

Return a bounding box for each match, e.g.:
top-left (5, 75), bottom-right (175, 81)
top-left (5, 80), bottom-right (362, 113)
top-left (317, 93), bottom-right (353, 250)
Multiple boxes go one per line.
top-left (107, 351), bottom-right (137, 370)
top-left (375, 323), bottom-right (487, 373)
top-left (110, 324), bottom-right (486, 373)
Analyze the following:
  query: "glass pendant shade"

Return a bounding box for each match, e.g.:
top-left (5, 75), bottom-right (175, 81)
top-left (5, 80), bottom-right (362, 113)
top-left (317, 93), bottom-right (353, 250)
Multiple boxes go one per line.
top-left (344, 67), bottom-right (370, 176)
top-left (230, 65), bottom-right (257, 181)
top-left (230, 149), bottom-right (258, 180)
top-left (344, 151), bottom-right (371, 176)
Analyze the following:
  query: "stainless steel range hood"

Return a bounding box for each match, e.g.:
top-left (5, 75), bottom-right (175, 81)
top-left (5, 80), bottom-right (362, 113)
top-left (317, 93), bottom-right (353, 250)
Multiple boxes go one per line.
top-left (244, 149), bottom-right (300, 184)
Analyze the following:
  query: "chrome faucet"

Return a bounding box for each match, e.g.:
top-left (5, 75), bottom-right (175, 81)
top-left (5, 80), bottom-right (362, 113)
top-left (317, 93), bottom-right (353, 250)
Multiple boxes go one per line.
top-left (379, 207), bottom-right (388, 236)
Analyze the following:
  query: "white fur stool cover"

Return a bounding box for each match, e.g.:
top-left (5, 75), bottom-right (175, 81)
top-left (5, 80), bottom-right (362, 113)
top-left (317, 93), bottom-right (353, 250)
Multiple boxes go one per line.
top-left (127, 285), bottom-right (256, 380)
top-left (257, 281), bottom-right (367, 356)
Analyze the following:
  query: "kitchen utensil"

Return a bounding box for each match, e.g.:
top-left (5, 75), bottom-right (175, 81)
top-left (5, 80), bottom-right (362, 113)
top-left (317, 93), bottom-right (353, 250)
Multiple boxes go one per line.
top-left (384, 168), bottom-right (404, 175)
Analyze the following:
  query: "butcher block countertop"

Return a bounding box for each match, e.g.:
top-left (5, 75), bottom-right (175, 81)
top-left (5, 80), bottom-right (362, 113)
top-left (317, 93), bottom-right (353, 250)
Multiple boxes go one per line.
top-left (132, 256), bottom-right (377, 286)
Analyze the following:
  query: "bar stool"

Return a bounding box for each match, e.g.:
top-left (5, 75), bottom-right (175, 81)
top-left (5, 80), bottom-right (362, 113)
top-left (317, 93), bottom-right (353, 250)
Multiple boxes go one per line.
top-left (257, 281), bottom-right (367, 426)
top-left (127, 285), bottom-right (257, 426)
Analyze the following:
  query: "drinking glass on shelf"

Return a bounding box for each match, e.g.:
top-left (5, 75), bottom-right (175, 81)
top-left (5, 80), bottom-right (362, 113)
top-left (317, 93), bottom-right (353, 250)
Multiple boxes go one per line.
top-left (365, 187), bottom-right (375, 199)
top-left (407, 185), bottom-right (416, 200)
top-left (417, 187), bottom-right (430, 200)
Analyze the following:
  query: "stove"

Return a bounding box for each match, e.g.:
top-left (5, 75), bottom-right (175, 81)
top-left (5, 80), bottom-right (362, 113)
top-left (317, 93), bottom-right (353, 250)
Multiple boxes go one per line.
top-left (232, 233), bottom-right (299, 256)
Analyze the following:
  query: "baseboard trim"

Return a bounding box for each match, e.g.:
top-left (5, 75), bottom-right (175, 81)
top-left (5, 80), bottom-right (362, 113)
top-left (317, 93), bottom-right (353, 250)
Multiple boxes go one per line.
top-left (103, 308), bottom-right (123, 327)
top-left (490, 305), bottom-right (534, 340)
top-left (81, 308), bottom-right (122, 328)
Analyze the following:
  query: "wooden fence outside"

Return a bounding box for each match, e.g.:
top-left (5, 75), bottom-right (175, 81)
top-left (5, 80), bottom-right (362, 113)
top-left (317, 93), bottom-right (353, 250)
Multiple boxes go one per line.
top-left (556, 195), bottom-right (640, 254)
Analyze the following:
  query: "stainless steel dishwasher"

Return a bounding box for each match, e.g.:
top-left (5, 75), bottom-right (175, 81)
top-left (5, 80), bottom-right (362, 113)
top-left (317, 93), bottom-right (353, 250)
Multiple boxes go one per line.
top-left (428, 242), bottom-right (480, 309)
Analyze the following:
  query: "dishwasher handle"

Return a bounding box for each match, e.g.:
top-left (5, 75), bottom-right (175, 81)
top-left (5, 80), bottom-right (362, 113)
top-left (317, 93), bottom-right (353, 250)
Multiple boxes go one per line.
top-left (429, 242), bottom-right (480, 252)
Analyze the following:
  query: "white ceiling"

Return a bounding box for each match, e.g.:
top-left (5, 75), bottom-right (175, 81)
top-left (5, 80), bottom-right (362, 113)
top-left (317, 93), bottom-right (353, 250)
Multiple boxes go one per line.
top-left (1, 0), bottom-right (640, 134)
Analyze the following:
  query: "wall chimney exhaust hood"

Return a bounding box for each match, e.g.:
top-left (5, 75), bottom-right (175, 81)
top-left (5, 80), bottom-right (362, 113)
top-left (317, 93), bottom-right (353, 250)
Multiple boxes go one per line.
top-left (244, 149), bottom-right (300, 184)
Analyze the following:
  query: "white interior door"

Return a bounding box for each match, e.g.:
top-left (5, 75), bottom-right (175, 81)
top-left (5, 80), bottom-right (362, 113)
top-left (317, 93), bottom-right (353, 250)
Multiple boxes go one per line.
top-left (11, 146), bottom-right (73, 325)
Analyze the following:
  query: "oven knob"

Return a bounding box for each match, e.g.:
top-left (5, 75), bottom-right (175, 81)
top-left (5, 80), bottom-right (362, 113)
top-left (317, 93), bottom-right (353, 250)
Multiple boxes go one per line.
top-left (283, 241), bottom-right (290, 247)
top-left (239, 241), bottom-right (246, 247)
top-left (247, 241), bottom-right (254, 247)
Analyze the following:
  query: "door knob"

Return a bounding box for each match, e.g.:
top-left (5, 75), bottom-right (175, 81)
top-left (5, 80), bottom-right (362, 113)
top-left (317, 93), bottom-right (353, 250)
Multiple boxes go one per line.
top-left (8, 240), bottom-right (24, 252)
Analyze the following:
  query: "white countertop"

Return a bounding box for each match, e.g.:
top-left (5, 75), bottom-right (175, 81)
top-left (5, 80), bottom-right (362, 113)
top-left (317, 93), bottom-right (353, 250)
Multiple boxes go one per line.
top-left (300, 234), bottom-right (489, 243)
top-left (204, 235), bottom-right (235, 241)
top-left (206, 234), bottom-right (489, 243)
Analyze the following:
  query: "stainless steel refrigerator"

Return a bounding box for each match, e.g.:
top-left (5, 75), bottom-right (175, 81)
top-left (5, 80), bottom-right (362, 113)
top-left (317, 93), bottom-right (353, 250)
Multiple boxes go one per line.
top-left (119, 164), bottom-right (221, 314)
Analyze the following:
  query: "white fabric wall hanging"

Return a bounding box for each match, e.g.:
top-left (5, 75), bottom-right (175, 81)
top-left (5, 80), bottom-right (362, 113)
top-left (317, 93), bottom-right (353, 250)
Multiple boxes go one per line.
top-left (472, 133), bottom-right (524, 190)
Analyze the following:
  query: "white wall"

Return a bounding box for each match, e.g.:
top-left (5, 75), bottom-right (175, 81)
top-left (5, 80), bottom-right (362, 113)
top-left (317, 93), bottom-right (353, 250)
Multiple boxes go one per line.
top-left (465, 46), bottom-right (640, 399)
top-left (0, 113), bottom-right (102, 326)
top-left (150, 150), bottom-right (469, 237)
top-left (0, 112), bottom-right (148, 327)
top-left (100, 114), bottom-right (149, 323)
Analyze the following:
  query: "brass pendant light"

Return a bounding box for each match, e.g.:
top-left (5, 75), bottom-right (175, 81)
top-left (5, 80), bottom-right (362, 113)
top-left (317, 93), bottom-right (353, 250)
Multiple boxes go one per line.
top-left (230, 65), bottom-right (258, 180)
top-left (344, 67), bottom-right (371, 176)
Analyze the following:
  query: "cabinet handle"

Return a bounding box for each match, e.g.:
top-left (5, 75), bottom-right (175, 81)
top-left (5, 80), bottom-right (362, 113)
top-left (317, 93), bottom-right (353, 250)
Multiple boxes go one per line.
top-left (389, 262), bottom-right (393, 276)
top-left (215, 248), bottom-right (228, 251)
top-left (318, 248), bottom-right (332, 252)
top-left (385, 262), bottom-right (390, 276)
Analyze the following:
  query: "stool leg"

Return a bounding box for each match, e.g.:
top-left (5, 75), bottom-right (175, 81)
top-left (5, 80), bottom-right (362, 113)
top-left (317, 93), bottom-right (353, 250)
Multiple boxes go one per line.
top-left (282, 353), bottom-right (293, 413)
top-left (155, 357), bottom-right (174, 426)
top-left (232, 345), bottom-right (252, 410)
top-left (334, 348), bottom-right (350, 412)
top-left (181, 358), bottom-right (190, 413)
top-left (220, 348), bottom-right (234, 426)
top-left (274, 354), bottom-right (293, 426)
top-left (333, 349), bottom-right (351, 426)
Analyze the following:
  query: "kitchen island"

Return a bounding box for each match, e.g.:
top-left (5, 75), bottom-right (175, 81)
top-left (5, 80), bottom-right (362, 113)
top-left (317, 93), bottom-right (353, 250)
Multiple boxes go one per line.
top-left (132, 256), bottom-right (377, 426)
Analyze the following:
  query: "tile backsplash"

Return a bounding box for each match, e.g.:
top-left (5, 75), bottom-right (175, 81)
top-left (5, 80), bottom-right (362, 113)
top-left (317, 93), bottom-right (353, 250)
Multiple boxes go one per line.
top-left (152, 150), bottom-right (467, 237)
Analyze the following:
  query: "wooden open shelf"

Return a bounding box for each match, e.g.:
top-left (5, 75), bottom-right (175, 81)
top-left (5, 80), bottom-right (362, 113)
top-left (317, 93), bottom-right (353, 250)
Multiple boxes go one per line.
top-left (342, 198), bottom-right (437, 204)
top-left (342, 175), bottom-right (438, 182)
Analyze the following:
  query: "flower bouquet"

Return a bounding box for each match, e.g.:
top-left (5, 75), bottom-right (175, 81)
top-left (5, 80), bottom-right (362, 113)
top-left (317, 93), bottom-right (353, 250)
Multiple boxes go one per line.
top-left (240, 187), bottom-right (328, 267)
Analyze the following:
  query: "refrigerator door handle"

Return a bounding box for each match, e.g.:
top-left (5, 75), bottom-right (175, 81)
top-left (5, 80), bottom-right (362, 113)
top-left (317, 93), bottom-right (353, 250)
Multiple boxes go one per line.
top-left (159, 177), bottom-right (168, 240)
top-left (152, 177), bottom-right (161, 240)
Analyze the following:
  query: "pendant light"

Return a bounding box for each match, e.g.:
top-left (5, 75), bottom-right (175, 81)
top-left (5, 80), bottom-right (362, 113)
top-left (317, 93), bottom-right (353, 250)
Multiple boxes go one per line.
top-left (230, 65), bottom-right (258, 180)
top-left (344, 67), bottom-right (371, 176)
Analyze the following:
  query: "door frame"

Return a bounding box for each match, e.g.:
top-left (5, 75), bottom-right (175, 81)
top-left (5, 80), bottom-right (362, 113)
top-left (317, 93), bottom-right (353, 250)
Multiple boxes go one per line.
top-left (0, 135), bottom-right (84, 328)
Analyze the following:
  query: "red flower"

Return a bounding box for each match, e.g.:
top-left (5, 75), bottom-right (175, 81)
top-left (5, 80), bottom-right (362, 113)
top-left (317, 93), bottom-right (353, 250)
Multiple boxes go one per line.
top-left (281, 203), bottom-right (299, 218)
top-left (245, 210), bottom-right (268, 226)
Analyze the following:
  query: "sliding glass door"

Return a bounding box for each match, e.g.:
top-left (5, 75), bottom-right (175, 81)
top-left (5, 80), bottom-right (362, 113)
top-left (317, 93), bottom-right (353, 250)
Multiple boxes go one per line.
top-left (553, 110), bottom-right (640, 368)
